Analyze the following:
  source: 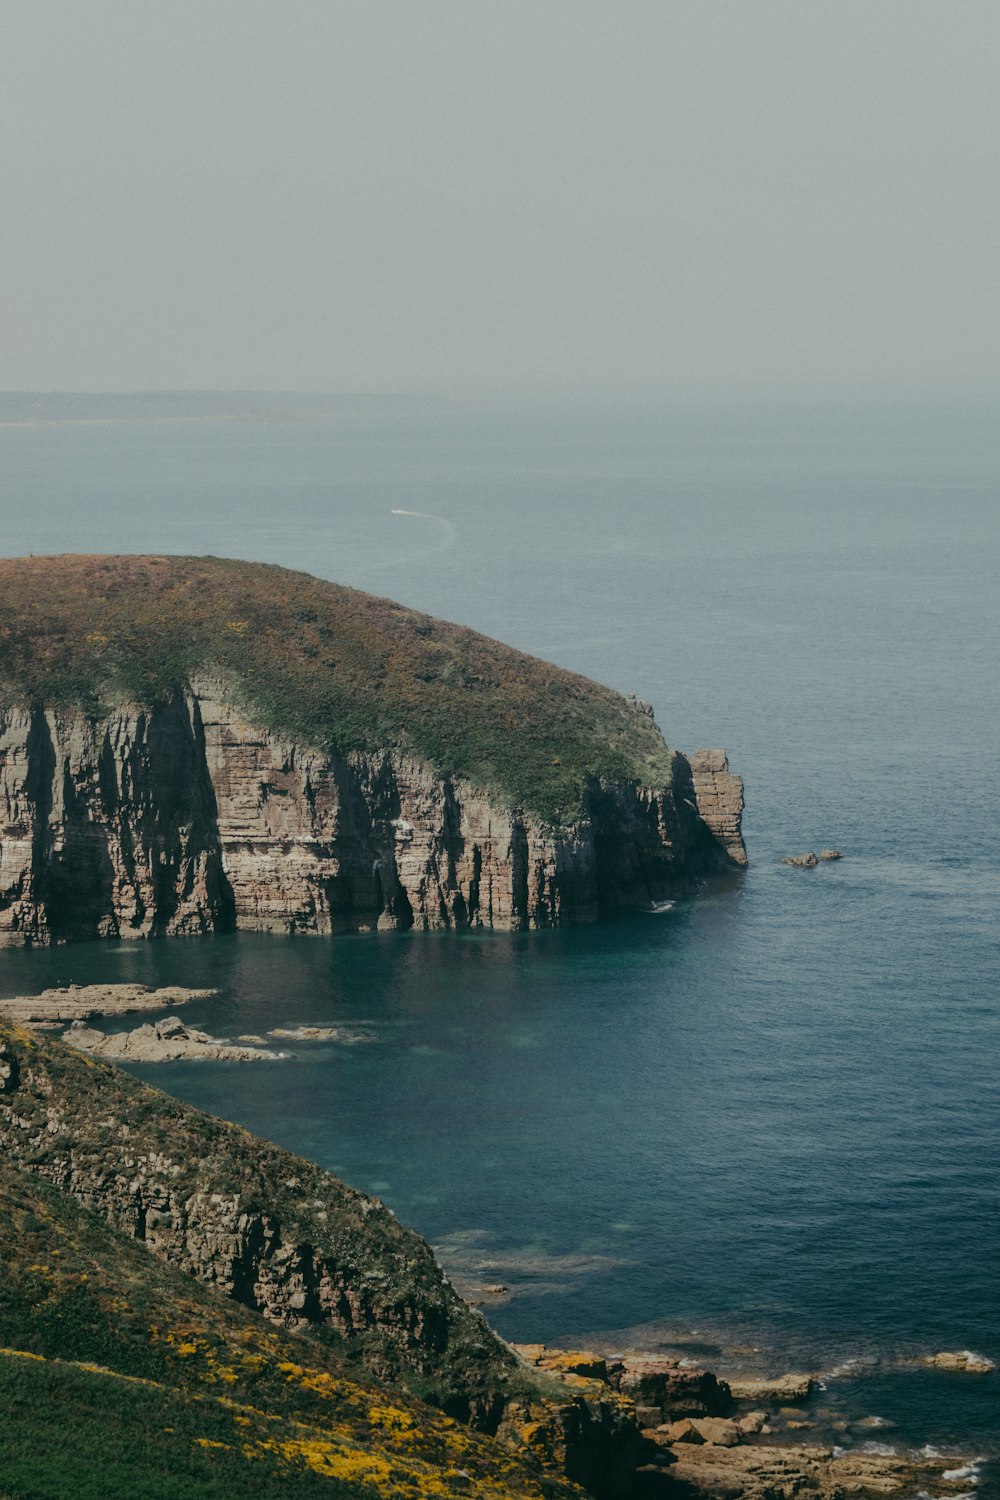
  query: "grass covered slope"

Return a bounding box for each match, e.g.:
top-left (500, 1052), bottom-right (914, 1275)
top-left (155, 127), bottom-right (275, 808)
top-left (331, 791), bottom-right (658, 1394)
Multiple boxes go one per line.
top-left (0, 554), bottom-right (674, 823)
top-left (0, 1160), bottom-right (580, 1500)
top-left (0, 1022), bottom-right (517, 1420)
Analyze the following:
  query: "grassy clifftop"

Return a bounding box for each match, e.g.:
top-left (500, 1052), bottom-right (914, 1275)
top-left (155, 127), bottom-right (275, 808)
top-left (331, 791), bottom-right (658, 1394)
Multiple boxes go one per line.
top-left (0, 554), bottom-right (674, 823)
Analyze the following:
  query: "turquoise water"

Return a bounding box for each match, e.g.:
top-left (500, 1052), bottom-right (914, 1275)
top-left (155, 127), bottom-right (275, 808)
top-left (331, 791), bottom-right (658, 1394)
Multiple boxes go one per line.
top-left (1, 399), bottom-right (998, 1474)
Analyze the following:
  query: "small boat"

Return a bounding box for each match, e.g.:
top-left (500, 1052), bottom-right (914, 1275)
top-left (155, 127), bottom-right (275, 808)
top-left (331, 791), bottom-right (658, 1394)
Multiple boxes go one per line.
top-left (645, 899), bottom-right (676, 914)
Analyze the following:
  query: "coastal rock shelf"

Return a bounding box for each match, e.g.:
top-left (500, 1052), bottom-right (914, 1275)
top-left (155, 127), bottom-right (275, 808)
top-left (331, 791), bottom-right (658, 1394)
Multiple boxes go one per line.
top-left (0, 555), bottom-right (745, 946)
top-left (63, 1015), bottom-right (283, 1062)
top-left (0, 982), bottom-right (217, 1023)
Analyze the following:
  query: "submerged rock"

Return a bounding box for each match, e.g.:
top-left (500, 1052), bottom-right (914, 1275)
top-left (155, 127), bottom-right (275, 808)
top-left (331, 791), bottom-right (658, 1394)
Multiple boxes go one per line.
top-left (267, 1025), bottom-right (374, 1043)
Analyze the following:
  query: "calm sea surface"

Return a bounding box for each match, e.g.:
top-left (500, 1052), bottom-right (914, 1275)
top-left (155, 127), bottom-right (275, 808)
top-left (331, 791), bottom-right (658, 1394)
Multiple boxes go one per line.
top-left (2, 400), bottom-right (998, 1476)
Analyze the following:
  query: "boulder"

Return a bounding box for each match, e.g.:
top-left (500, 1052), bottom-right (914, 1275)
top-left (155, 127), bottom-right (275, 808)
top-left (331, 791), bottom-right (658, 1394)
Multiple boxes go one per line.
top-left (658, 1419), bottom-right (704, 1445)
top-left (734, 1411), bottom-right (767, 1436)
top-left (781, 852), bottom-right (818, 867)
top-left (615, 1355), bottom-right (732, 1417)
top-left (690, 1417), bottom-right (741, 1447)
top-left (0, 1042), bottom-right (18, 1093)
top-left (537, 1348), bottom-right (608, 1381)
top-left (818, 849), bottom-right (842, 860)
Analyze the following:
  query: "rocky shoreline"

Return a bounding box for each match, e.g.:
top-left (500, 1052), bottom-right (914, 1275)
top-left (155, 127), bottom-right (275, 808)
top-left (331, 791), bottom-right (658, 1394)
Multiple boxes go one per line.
top-left (509, 1344), bottom-right (983, 1499)
top-left (0, 1022), bottom-right (990, 1499)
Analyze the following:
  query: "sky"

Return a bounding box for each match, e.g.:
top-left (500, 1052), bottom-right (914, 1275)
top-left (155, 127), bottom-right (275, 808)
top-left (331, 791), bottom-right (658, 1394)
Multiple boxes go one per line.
top-left (1, 1), bottom-right (998, 400)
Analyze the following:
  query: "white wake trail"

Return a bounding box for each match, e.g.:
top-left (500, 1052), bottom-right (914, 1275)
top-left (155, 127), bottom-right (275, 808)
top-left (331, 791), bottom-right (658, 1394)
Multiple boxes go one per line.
top-left (388, 507), bottom-right (458, 564)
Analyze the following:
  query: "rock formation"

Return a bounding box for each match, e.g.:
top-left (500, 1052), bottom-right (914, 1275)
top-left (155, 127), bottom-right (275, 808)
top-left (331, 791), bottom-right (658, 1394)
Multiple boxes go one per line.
top-left (0, 1020), bottom-right (518, 1424)
top-left (0, 554), bottom-right (745, 947)
top-left (0, 1155), bottom-right (582, 1500)
top-left (63, 1014), bottom-right (283, 1062)
top-left (0, 1027), bottom-right (978, 1500)
top-left (0, 679), bottom-right (744, 946)
top-left (501, 1345), bottom-right (968, 1499)
top-left (0, 982), bottom-right (217, 1023)
top-left (922, 1350), bottom-right (994, 1373)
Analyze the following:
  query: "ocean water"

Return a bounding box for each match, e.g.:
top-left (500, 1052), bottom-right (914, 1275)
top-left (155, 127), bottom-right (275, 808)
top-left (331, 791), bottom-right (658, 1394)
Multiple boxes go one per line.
top-left (1, 398), bottom-right (999, 1476)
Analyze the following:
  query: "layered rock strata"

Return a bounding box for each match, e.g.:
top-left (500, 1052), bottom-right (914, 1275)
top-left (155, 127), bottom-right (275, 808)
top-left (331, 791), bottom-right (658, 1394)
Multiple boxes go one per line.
top-left (0, 678), bottom-right (744, 946)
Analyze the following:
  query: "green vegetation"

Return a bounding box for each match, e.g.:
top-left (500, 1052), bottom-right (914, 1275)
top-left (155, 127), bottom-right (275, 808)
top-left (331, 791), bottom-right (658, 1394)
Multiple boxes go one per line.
top-left (0, 1023), bottom-right (518, 1417)
top-left (0, 1160), bottom-right (579, 1500)
top-left (0, 554), bottom-right (674, 823)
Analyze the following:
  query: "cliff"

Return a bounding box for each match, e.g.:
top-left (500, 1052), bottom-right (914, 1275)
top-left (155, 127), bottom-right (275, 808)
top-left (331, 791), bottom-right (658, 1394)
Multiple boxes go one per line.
top-left (0, 1024), bottom-right (516, 1424)
top-left (0, 1156), bottom-right (581, 1499)
top-left (0, 555), bottom-right (744, 945)
top-left (0, 1023), bottom-right (647, 1497)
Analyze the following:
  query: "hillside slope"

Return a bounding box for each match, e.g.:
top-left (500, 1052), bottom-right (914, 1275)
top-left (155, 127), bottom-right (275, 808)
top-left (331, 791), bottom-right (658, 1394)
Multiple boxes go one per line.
top-left (0, 1156), bottom-right (581, 1500)
top-left (0, 1023), bottom-right (515, 1422)
top-left (0, 1024), bottom-right (652, 1499)
top-left (0, 555), bottom-right (744, 944)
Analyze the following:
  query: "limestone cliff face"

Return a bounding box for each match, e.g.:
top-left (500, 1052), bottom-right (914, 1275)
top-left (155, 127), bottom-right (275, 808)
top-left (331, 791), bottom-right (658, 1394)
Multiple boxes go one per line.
top-left (0, 678), bottom-right (744, 946)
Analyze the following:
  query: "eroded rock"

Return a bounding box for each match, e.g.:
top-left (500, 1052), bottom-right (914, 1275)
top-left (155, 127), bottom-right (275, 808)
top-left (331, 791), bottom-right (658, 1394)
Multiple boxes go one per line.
top-left (63, 1016), bottom-right (282, 1063)
top-left (923, 1349), bottom-right (995, 1373)
top-left (612, 1354), bottom-right (733, 1418)
top-left (689, 1416), bottom-right (741, 1446)
top-left (0, 686), bottom-right (745, 947)
top-left (0, 983), bottom-right (218, 1024)
top-left (660, 1438), bottom-right (959, 1500)
top-left (727, 1373), bottom-right (815, 1402)
top-left (0, 1042), bottom-right (18, 1093)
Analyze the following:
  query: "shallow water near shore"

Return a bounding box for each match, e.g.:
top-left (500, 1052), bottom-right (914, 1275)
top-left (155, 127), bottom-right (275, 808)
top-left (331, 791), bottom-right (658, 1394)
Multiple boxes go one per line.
top-left (2, 397), bottom-right (999, 1483)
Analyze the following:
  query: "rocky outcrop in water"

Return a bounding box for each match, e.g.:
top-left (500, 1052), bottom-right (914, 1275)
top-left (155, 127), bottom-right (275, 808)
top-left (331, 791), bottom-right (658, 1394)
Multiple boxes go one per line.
top-left (0, 982), bottom-right (217, 1023)
top-left (0, 678), bottom-right (744, 946)
top-left (63, 1014), bottom-right (282, 1062)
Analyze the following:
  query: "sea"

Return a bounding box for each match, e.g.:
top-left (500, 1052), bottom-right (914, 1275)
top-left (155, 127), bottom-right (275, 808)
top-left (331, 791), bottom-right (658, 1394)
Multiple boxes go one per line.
top-left (1, 395), bottom-right (998, 1481)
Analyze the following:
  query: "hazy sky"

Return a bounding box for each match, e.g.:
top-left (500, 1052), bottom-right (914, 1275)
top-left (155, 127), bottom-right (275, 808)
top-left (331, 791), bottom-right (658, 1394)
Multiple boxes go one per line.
top-left (2, 1), bottom-right (997, 398)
